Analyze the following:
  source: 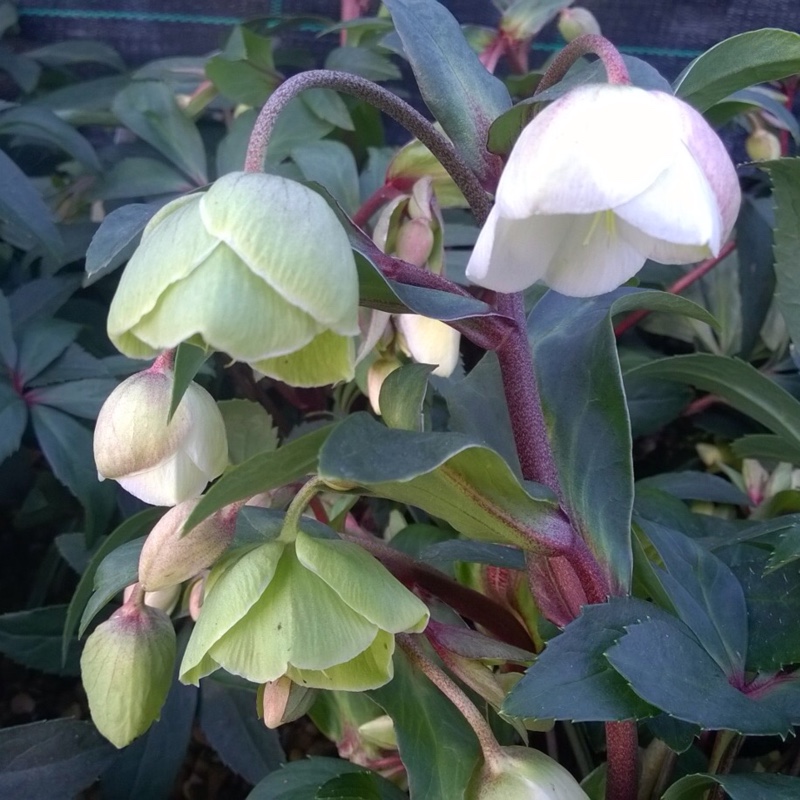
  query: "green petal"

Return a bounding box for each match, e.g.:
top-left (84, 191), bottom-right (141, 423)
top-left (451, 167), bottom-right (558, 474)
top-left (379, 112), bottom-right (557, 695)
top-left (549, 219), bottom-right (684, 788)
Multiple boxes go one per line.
top-left (296, 531), bottom-right (429, 634)
top-left (199, 172), bottom-right (359, 334)
top-left (286, 629), bottom-right (396, 691)
top-left (130, 245), bottom-right (322, 361)
top-left (207, 545), bottom-right (378, 683)
top-left (179, 542), bottom-right (284, 684)
top-left (107, 194), bottom-right (217, 356)
top-left (252, 329), bottom-right (355, 387)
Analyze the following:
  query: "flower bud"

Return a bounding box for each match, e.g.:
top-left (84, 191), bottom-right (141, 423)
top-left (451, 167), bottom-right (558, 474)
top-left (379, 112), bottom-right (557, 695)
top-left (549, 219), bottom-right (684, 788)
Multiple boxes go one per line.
top-left (123, 582), bottom-right (180, 614)
top-left (468, 746), bottom-right (589, 799)
top-left (93, 358), bottom-right (228, 506)
top-left (81, 599), bottom-right (176, 748)
top-left (358, 715), bottom-right (398, 750)
top-left (259, 676), bottom-right (317, 728)
top-left (395, 219), bottom-right (435, 268)
top-left (367, 356), bottom-right (402, 415)
top-left (746, 128), bottom-right (781, 161)
top-left (396, 315), bottom-right (460, 378)
top-left (138, 499), bottom-right (238, 591)
top-left (558, 7), bottom-right (601, 42)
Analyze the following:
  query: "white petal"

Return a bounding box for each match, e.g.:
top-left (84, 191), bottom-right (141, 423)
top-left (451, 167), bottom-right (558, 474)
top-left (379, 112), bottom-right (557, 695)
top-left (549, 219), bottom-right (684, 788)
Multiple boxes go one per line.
top-left (543, 213), bottom-right (648, 297)
top-left (396, 315), bottom-right (461, 377)
top-left (496, 84), bottom-right (682, 218)
top-left (618, 218), bottom-right (714, 266)
top-left (466, 207), bottom-right (569, 293)
top-left (614, 144), bottom-right (721, 252)
top-left (118, 451), bottom-right (208, 506)
top-left (181, 383), bottom-right (229, 477)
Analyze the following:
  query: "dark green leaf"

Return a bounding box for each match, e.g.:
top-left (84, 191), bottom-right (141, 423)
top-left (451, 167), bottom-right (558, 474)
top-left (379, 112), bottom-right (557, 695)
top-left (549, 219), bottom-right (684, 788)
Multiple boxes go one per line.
top-left (628, 354), bottom-right (800, 453)
top-left (731, 433), bottom-right (800, 463)
top-left (14, 319), bottom-right (79, 384)
top-left (184, 424), bottom-right (334, 531)
top-left (198, 681), bottom-right (284, 785)
top-left (8, 275), bottom-right (81, 329)
top-left (638, 520), bottom-right (748, 676)
top-left (644, 714), bottom-right (699, 755)
top-left (302, 88), bottom-right (354, 131)
top-left (247, 758), bottom-right (402, 800)
top-left (29, 344), bottom-right (114, 387)
top-left (30, 405), bottom-right (115, 537)
top-left (379, 363), bottom-right (432, 431)
top-left (422, 540), bottom-right (525, 571)
top-left (637, 472), bottom-right (748, 505)
top-left (325, 46), bottom-right (403, 82)
top-left (27, 40), bottom-right (125, 71)
top-left (0, 290), bottom-right (15, 369)
top-left (427, 622), bottom-right (534, 663)
top-left (0, 47), bottom-right (40, 93)
top-left (764, 158), bottom-right (800, 348)
top-left (663, 772), bottom-right (800, 800)
top-left (530, 288), bottom-right (716, 592)
top-left (606, 617), bottom-right (794, 735)
top-left (674, 28), bottom-right (800, 111)
top-left (96, 157), bottom-right (193, 201)
top-left (0, 380), bottom-right (27, 463)
top-left (79, 538), bottom-right (144, 637)
top-left (0, 148), bottom-right (62, 256)
top-left (112, 81), bottom-right (207, 184)
top-left (369, 649), bottom-right (481, 800)
top-left (382, 0), bottom-right (511, 182)
top-left (31, 378), bottom-right (116, 419)
top-left (292, 141), bottom-right (360, 215)
top-left (85, 202), bottom-right (160, 283)
top-left (0, 719), bottom-right (115, 799)
top-left (265, 98), bottom-right (336, 165)
top-left (0, 605), bottom-right (81, 676)
top-left (55, 532), bottom-right (91, 575)
top-left (62, 507), bottom-right (164, 661)
top-left (623, 371), bottom-right (692, 438)
top-left (205, 56), bottom-right (279, 108)
top-left (319, 413), bottom-right (560, 551)
top-left (0, 106), bottom-right (100, 171)
top-left (503, 598), bottom-right (662, 722)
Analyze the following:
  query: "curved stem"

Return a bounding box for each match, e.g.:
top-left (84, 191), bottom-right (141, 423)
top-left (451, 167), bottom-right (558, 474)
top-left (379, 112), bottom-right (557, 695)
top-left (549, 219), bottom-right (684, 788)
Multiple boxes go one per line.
top-left (282, 476), bottom-right (328, 541)
top-left (398, 633), bottom-right (504, 768)
top-left (246, 70), bottom-right (491, 224)
top-left (536, 34), bottom-right (630, 95)
top-left (605, 720), bottom-right (638, 800)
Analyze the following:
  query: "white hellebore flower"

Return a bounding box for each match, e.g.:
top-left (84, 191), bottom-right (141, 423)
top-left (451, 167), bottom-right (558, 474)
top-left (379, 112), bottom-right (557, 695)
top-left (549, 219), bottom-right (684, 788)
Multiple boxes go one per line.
top-left (94, 358), bottom-right (228, 506)
top-left (466, 83), bottom-right (741, 297)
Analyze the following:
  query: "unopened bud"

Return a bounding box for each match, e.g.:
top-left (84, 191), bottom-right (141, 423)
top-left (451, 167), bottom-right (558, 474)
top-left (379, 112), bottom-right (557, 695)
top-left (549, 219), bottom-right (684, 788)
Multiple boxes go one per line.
top-left (468, 746), bottom-right (589, 799)
top-left (81, 597), bottom-right (176, 748)
top-left (123, 582), bottom-right (180, 614)
top-left (367, 357), bottom-right (402, 415)
top-left (395, 219), bottom-right (435, 268)
top-left (742, 459), bottom-right (769, 504)
top-left (558, 7), bottom-right (601, 42)
top-left (358, 715), bottom-right (398, 750)
top-left (396, 315), bottom-right (461, 377)
top-left (259, 676), bottom-right (317, 728)
top-left (746, 128), bottom-right (781, 162)
top-left (138, 499), bottom-right (238, 591)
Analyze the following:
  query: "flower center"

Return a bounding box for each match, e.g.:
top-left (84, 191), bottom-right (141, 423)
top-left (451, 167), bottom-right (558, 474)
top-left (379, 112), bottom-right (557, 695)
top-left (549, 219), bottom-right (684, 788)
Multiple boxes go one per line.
top-left (582, 209), bottom-right (617, 247)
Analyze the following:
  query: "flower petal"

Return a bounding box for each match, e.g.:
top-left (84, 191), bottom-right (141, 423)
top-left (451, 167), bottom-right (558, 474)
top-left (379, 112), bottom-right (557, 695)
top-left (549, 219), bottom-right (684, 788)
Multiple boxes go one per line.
top-left (396, 315), bottom-right (461, 377)
top-left (180, 383), bottom-right (229, 478)
top-left (117, 449), bottom-right (208, 506)
top-left (295, 531), bottom-right (430, 634)
top-left (496, 84), bottom-right (681, 218)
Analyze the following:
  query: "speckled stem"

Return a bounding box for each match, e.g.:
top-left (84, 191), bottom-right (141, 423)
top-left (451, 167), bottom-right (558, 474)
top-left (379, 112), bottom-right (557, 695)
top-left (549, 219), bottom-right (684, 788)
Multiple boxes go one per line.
top-left (535, 34), bottom-right (631, 95)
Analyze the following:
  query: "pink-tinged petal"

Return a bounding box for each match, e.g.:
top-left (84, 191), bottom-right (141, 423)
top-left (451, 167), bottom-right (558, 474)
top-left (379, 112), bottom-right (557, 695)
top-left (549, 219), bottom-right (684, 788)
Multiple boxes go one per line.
top-left (467, 207), bottom-right (571, 293)
top-left (614, 145), bottom-right (721, 252)
top-left (496, 84), bottom-right (681, 218)
top-left (543, 213), bottom-right (649, 297)
top-left (651, 91), bottom-right (741, 238)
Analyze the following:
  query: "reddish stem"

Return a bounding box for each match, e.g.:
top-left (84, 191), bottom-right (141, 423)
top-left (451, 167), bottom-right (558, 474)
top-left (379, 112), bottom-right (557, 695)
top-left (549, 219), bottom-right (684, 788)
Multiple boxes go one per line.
top-left (536, 34), bottom-right (630, 95)
top-left (613, 241), bottom-right (737, 338)
top-left (352, 182), bottom-right (404, 229)
top-left (780, 76), bottom-right (798, 157)
top-left (605, 720), bottom-right (638, 800)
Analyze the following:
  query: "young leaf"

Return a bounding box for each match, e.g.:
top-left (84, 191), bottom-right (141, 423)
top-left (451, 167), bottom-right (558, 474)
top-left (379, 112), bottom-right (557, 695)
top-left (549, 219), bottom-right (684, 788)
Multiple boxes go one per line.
top-left (674, 28), bottom-right (800, 111)
top-left (382, 0), bottom-right (511, 182)
top-left (379, 362), bottom-right (432, 432)
top-left (319, 413), bottom-right (562, 551)
top-left (168, 341), bottom-right (209, 421)
top-left (663, 773), bottom-right (800, 800)
top-left (0, 380), bottom-right (28, 464)
top-left (530, 288), bottom-right (716, 593)
top-left (218, 399), bottom-right (278, 466)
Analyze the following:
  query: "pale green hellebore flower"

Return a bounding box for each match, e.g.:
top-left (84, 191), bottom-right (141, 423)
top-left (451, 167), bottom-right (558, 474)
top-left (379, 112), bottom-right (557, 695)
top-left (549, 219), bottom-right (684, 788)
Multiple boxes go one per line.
top-left (107, 172), bottom-right (360, 387)
top-left (93, 361), bottom-right (228, 506)
top-left (180, 530), bottom-right (429, 691)
top-left (467, 84), bottom-right (741, 297)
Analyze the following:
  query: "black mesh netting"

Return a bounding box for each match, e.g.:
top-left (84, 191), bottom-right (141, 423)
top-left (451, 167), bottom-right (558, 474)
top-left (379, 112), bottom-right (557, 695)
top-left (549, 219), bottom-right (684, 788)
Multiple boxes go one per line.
top-left (13, 1), bottom-right (800, 80)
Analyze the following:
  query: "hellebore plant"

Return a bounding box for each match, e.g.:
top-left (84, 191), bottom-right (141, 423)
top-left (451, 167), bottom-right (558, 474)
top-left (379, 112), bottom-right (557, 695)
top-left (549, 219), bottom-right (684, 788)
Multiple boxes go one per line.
top-left (78, 3), bottom-right (800, 799)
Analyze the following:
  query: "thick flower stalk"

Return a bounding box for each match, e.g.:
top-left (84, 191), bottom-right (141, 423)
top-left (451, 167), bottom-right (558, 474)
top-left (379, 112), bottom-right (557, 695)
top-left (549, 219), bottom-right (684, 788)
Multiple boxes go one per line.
top-left (107, 171), bottom-right (360, 387)
top-left (180, 530), bottom-right (429, 690)
top-left (93, 355), bottom-right (228, 506)
top-left (466, 83), bottom-right (741, 297)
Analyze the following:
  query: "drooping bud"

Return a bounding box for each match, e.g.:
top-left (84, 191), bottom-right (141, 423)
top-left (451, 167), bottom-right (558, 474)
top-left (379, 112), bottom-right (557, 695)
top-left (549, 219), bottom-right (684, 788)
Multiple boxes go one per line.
top-left (138, 499), bottom-right (239, 591)
top-left (558, 7), bottom-right (601, 42)
top-left (123, 582), bottom-right (181, 615)
top-left (258, 676), bottom-right (317, 728)
top-left (367, 356), bottom-right (402, 415)
top-left (396, 315), bottom-right (461, 378)
top-left (93, 355), bottom-right (228, 506)
top-left (468, 746), bottom-right (589, 800)
top-left (81, 593), bottom-right (176, 748)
